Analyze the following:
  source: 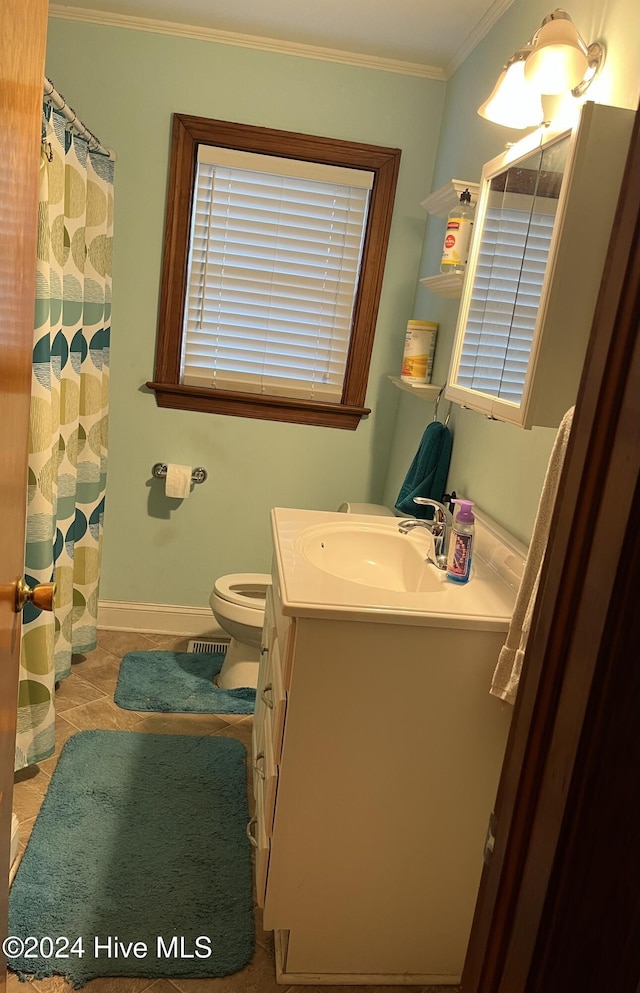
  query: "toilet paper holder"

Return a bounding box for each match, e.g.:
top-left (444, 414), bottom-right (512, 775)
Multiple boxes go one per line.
top-left (152, 463), bottom-right (208, 484)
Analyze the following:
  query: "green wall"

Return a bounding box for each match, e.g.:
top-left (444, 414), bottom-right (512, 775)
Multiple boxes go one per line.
top-left (45, 19), bottom-right (445, 605)
top-left (46, 0), bottom-right (639, 606)
top-left (383, 0), bottom-right (640, 544)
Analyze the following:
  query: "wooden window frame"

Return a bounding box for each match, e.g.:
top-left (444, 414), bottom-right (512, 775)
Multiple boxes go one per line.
top-left (147, 114), bottom-right (401, 429)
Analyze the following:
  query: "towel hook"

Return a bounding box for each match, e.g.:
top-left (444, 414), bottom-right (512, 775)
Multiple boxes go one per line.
top-left (432, 386), bottom-right (444, 422)
top-left (433, 385), bottom-right (448, 423)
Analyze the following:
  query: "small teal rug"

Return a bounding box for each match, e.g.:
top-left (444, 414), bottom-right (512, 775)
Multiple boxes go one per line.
top-left (9, 730), bottom-right (254, 987)
top-left (114, 651), bottom-right (255, 715)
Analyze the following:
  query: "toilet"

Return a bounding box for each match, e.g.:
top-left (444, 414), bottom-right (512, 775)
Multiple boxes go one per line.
top-left (210, 503), bottom-right (396, 690)
top-left (209, 573), bottom-right (272, 690)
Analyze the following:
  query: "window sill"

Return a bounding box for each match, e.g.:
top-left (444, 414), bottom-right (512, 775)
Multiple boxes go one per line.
top-left (146, 381), bottom-right (370, 430)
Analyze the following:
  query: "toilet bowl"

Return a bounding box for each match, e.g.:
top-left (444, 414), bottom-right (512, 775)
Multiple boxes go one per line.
top-left (210, 504), bottom-right (396, 690)
top-left (210, 573), bottom-right (272, 690)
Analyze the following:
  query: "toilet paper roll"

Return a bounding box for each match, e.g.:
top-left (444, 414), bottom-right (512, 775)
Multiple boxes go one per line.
top-left (165, 464), bottom-right (192, 499)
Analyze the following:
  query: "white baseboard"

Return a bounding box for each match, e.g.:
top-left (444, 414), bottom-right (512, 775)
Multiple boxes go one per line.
top-left (98, 599), bottom-right (225, 638)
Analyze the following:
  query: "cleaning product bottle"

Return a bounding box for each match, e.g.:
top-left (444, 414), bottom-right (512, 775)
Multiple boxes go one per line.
top-left (440, 189), bottom-right (475, 274)
top-left (446, 499), bottom-right (475, 584)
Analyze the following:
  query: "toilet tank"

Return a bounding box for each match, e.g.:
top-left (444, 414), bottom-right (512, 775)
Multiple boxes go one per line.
top-left (337, 502), bottom-right (396, 516)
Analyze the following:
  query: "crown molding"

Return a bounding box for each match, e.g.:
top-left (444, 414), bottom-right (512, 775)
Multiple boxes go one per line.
top-left (445, 0), bottom-right (517, 77)
top-left (49, 4), bottom-right (446, 79)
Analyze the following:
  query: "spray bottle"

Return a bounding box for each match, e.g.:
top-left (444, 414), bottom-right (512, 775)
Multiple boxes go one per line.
top-left (446, 499), bottom-right (475, 584)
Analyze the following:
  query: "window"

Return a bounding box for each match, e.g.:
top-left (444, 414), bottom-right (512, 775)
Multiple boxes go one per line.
top-left (149, 115), bottom-right (401, 429)
top-left (183, 146), bottom-right (372, 402)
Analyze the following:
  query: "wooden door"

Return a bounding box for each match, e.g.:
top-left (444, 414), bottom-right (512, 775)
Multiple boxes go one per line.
top-left (0, 4), bottom-right (49, 992)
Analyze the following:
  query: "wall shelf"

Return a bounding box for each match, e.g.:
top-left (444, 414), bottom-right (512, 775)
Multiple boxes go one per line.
top-left (420, 273), bottom-right (465, 298)
top-left (421, 179), bottom-right (480, 217)
top-left (417, 179), bottom-right (477, 299)
top-left (389, 376), bottom-right (443, 400)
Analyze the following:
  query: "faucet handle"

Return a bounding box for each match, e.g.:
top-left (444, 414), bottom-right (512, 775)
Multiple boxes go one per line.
top-left (412, 497), bottom-right (450, 525)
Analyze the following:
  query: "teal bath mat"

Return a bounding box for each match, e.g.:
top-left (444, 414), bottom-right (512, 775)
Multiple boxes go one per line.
top-left (9, 730), bottom-right (254, 987)
top-left (114, 650), bottom-right (256, 715)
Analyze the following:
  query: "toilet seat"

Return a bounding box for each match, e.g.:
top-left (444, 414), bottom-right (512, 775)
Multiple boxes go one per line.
top-left (209, 573), bottom-right (272, 670)
top-left (212, 573), bottom-right (271, 611)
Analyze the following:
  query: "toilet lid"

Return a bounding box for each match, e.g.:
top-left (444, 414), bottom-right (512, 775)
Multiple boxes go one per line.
top-left (213, 573), bottom-right (271, 610)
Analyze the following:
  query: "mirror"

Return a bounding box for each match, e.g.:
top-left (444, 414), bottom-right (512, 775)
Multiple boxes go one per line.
top-left (445, 102), bottom-right (633, 428)
top-left (452, 132), bottom-right (570, 406)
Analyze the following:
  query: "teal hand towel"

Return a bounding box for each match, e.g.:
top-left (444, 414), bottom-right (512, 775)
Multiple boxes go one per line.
top-left (395, 421), bottom-right (452, 518)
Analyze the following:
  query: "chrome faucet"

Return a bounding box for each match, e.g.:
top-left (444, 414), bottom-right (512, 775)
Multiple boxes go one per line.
top-left (398, 498), bottom-right (453, 570)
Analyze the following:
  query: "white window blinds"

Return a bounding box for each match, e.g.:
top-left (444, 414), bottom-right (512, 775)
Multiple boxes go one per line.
top-left (181, 145), bottom-right (373, 402)
top-left (456, 191), bottom-right (557, 404)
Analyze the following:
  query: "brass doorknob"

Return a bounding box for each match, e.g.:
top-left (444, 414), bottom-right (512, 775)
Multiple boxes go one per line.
top-left (15, 579), bottom-right (56, 613)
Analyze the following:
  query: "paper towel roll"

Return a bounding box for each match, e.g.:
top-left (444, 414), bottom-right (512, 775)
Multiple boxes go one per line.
top-left (165, 464), bottom-right (192, 499)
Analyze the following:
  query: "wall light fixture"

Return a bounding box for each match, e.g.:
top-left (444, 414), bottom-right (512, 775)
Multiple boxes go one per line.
top-left (477, 9), bottom-right (605, 129)
top-left (477, 47), bottom-right (545, 129)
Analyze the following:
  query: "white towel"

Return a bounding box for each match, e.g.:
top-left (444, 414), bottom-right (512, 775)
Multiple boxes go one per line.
top-left (490, 407), bottom-right (575, 705)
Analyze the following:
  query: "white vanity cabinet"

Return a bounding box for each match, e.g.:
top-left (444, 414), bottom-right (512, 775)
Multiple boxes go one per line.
top-left (446, 101), bottom-right (634, 428)
top-left (250, 511), bottom-right (516, 986)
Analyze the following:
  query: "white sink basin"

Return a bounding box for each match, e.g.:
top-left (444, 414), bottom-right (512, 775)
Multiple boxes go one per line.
top-left (294, 520), bottom-right (444, 593)
top-left (274, 507), bottom-right (524, 630)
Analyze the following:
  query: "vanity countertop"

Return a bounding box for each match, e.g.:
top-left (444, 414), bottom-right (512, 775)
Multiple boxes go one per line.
top-left (271, 506), bottom-right (524, 631)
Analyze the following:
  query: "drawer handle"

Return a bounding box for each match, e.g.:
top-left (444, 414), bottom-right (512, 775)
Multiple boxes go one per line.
top-left (246, 816), bottom-right (258, 848)
top-left (254, 751), bottom-right (266, 779)
top-left (261, 683), bottom-right (274, 709)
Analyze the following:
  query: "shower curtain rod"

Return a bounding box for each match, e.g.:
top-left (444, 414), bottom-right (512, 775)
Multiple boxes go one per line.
top-left (43, 77), bottom-right (116, 161)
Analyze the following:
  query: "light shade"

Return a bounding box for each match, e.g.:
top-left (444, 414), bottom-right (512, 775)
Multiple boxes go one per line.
top-left (478, 53), bottom-right (545, 129)
top-left (524, 11), bottom-right (589, 94)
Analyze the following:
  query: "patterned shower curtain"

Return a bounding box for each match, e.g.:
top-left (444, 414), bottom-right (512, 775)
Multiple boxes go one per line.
top-left (15, 106), bottom-right (114, 772)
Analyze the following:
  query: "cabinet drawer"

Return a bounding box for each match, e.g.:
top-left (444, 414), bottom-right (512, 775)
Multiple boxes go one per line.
top-left (279, 616), bottom-right (295, 692)
top-left (252, 703), bottom-right (266, 798)
top-left (270, 567), bottom-right (296, 690)
top-left (247, 778), bottom-right (270, 909)
top-left (261, 634), bottom-right (287, 765)
top-left (263, 586), bottom-right (277, 654)
top-left (253, 702), bottom-right (278, 836)
top-left (255, 590), bottom-right (275, 717)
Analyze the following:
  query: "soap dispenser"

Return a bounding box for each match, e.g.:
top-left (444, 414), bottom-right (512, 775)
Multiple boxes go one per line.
top-left (446, 499), bottom-right (475, 584)
top-left (440, 189), bottom-right (475, 274)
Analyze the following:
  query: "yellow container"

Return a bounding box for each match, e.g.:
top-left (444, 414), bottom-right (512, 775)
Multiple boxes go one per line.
top-left (400, 320), bottom-right (438, 384)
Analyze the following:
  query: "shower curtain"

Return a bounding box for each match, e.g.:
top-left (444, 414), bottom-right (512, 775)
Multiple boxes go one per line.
top-left (15, 106), bottom-right (114, 771)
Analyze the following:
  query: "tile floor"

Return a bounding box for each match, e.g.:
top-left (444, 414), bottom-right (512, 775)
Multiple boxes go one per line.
top-left (10, 630), bottom-right (459, 993)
